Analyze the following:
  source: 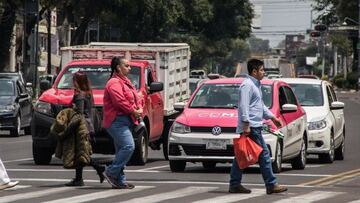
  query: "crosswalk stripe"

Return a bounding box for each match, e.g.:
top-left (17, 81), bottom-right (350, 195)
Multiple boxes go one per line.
top-left (348, 200), bottom-right (360, 203)
top-left (41, 186), bottom-right (154, 203)
top-left (273, 191), bottom-right (344, 203)
top-left (192, 189), bottom-right (265, 203)
top-left (0, 187), bottom-right (73, 203)
top-left (119, 186), bottom-right (218, 203)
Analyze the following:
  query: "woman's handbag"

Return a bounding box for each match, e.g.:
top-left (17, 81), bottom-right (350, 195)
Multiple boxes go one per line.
top-left (233, 135), bottom-right (263, 169)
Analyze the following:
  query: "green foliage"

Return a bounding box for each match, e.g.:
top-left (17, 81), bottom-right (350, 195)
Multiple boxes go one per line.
top-left (330, 33), bottom-right (352, 56)
top-left (248, 35), bottom-right (270, 54)
top-left (347, 71), bottom-right (358, 89)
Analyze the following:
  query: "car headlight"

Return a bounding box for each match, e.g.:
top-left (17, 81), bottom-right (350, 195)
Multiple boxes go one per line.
top-left (171, 122), bottom-right (191, 134)
top-left (308, 120), bottom-right (326, 130)
top-left (34, 101), bottom-right (53, 116)
top-left (0, 105), bottom-right (16, 113)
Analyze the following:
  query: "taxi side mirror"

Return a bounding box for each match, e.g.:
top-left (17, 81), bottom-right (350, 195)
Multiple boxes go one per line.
top-left (281, 104), bottom-right (297, 113)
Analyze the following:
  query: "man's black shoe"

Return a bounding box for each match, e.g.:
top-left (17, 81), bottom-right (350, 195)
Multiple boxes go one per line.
top-left (65, 178), bottom-right (84, 187)
top-left (266, 184), bottom-right (288, 195)
top-left (229, 185), bottom-right (251, 193)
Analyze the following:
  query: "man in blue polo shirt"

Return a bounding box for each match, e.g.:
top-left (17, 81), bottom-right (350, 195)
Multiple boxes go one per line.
top-left (229, 59), bottom-right (288, 195)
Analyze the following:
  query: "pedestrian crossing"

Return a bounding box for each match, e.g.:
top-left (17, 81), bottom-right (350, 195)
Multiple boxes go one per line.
top-left (0, 184), bottom-right (359, 203)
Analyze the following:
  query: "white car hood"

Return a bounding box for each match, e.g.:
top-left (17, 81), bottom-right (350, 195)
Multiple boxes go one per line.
top-left (303, 106), bottom-right (329, 122)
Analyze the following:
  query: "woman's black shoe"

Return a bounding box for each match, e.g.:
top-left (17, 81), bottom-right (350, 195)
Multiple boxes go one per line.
top-left (65, 178), bottom-right (84, 187)
top-left (96, 166), bottom-right (105, 183)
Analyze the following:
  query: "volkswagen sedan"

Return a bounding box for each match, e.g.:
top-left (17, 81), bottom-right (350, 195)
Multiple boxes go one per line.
top-left (167, 78), bottom-right (308, 173)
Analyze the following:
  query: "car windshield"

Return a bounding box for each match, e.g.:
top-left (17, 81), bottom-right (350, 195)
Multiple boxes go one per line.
top-left (0, 80), bottom-right (15, 96)
top-left (57, 65), bottom-right (141, 90)
top-left (189, 84), bottom-right (272, 108)
top-left (289, 83), bottom-right (323, 106)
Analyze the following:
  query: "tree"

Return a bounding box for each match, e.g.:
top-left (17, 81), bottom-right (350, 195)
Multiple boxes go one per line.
top-left (248, 35), bottom-right (270, 54)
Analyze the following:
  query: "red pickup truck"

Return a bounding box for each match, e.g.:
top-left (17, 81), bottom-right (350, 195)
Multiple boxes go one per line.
top-left (32, 59), bottom-right (164, 165)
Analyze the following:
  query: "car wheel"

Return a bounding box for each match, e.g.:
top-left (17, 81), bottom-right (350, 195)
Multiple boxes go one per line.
top-left (169, 160), bottom-right (186, 172)
top-left (291, 136), bottom-right (307, 170)
top-left (202, 161), bottom-right (217, 169)
top-left (319, 132), bottom-right (335, 163)
top-left (272, 140), bottom-right (282, 173)
top-left (130, 127), bottom-right (149, 166)
top-left (32, 142), bottom-right (53, 165)
top-left (10, 115), bottom-right (21, 137)
top-left (335, 128), bottom-right (345, 160)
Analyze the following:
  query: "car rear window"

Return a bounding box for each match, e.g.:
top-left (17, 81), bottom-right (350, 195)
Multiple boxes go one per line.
top-left (288, 83), bottom-right (323, 106)
top-left (0, 80), bottom-right (15, 96)
top-left (189, 84), bottom-right (273, 109)
top-left (57, 65), bottom-right (141, 90)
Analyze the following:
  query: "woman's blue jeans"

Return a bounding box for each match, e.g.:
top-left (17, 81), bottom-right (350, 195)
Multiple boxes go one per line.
top-left (229, 127), bottom-right (277, 188)
top-left (106, 115), bottom-right (135, 185)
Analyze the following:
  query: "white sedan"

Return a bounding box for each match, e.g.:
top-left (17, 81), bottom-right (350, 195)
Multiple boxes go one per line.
top-left (279, 78), bottom-right (345, 163)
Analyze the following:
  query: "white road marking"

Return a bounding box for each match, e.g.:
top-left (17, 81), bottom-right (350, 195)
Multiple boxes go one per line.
top-left (119, 186), bottom-right (217, 203)
top-left (6, 168), bottom-right (331, 177)
top-left (2, 158), bottom-right (33, 163)
top-left (136, 164), bottom-right (169, 171)
top-left (348, 200), bottom-right (360, 203)
top-left (12, 178), bottom-right (317, 188)
top-left (0, 187), bottom-right (73, 203)
top-left (41, 186), bottom-right (154, 203)
top-left (192, 189), bottom-right (265, 203)
top-left (273, 191), bottom-right (344, 203)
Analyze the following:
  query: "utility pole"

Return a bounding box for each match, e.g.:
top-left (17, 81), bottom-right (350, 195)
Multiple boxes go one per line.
top-left (47, 8), bottom-right (51, 74)
top-left (358, 0), bottom-right (360, 90)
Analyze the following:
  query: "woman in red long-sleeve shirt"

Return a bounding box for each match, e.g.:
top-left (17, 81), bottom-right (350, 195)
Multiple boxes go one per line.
top-left (102, 57), bottom-right (143, 189)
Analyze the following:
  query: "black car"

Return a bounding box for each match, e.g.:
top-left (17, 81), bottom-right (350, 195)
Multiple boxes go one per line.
top-left (0, 76), bottom-right (32, 136)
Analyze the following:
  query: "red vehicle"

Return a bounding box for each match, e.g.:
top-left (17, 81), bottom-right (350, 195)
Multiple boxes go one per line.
top-left (168, 78), bottom-right (308, 173)
top-left (32, 59), bottom-right (164, 165)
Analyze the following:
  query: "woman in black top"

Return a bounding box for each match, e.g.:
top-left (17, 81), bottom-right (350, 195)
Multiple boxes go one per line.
top-left (65, 72), bottom-right (105, 186)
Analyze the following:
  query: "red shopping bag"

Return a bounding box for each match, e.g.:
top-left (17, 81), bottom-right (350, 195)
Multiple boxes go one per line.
top-left (233, 135), bottom-right (263, 169)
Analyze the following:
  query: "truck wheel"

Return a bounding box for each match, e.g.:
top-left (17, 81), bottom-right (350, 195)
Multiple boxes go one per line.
top-left (130, 128), bottom-right (149, 166)
top-left (10, 115), bottom-right (21, 137)
top-left (169, 160), bottom-right (186, 172)
top-left (319, 132), bottom-right (335, 163)
top-left (162, 121), bottom-right (173, 160)
top-left (291, 136), bottom-right (307, 170)
top-left (272, 140), bottom-right (282, 173)
top-left (202, 161), bottom-right (216, 169)
top-left (32, 142), bottom-right (53, 165)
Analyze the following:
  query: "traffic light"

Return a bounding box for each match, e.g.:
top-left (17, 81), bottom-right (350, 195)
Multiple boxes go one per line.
top-left (310, 31), bottom-right (321, 38)
top-left (314, 24), bottom-right (327, 32)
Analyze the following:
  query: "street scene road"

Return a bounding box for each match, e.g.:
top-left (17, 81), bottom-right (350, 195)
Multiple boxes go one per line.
top-left (1, 92), bottom-right (359, 203)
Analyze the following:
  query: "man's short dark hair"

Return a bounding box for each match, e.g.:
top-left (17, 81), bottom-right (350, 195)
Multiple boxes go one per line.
top-left (247, 59), bottom-right (264, 75)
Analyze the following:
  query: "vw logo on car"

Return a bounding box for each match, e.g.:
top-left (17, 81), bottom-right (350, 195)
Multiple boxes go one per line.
top-left (212, 126), bottom-right (222, 136)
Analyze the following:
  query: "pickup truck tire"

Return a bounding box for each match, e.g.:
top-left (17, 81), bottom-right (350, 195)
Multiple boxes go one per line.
top-left (10, 115), bottom-right (21, 137)
top-left (170, 160), bottom-right (186, 172)
top-left (319, 132), bottom-right (335, 163)
top-left (162, 121), bottom-right (173, 161)
top-left (272, 140), bottom-right (282, 173)
top-left (202, 161), bottom-right (216, 169)
top-left (130, 128), bottom-right (148, 166)
top-left (291, 136), bottom-right (307, 170)
top-left (32, 142), bottom-right (53, 165)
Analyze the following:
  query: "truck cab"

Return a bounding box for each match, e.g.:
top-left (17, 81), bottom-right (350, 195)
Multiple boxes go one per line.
top-left (32, 59), bottom-right (164, 165)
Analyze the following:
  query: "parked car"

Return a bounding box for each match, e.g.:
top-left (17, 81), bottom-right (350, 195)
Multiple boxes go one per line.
top-left (279, 78), bottom-right (345, 163)
top-left (0, 72), bottom-right (33, 97)
top-left (0, 76), bottom-right (32, 136)
top-left (168, 78), bottom-right (308, 173)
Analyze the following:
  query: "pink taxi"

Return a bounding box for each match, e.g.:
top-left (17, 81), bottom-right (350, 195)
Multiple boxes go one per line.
top-left (168, 78), bottom-right (308, 173)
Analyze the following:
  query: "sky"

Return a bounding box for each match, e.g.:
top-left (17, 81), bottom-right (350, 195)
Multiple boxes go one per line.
top-left (250, 0), bottom-right (315, 47)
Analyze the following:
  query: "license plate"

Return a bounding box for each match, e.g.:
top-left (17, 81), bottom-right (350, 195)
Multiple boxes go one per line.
top-left (205, 139), bottom-right (227, 150)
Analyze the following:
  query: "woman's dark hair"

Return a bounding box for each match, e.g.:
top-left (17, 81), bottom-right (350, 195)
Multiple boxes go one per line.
top-left (73, 71), bottom-right (92, 96)
top-left (110, 56), bottom-right (125, 78)
top-left (247, 59), bottom-right (264, 75)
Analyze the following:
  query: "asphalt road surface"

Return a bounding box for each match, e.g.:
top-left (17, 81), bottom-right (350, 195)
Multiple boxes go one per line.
top-left (1, 92), bottom-right (360, 203)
